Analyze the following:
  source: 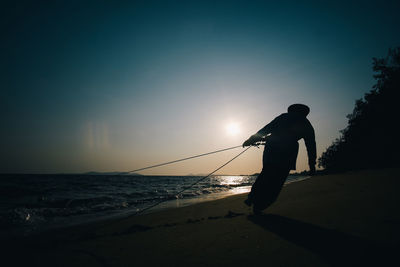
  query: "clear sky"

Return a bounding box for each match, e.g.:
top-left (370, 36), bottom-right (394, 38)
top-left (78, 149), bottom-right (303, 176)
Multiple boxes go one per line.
top-left (1, 0), bottom-right (399, 175)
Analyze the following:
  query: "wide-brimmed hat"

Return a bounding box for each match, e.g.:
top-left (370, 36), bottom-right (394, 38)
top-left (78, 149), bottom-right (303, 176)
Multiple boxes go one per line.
top-left (288, 104), bottom-right (310, 117)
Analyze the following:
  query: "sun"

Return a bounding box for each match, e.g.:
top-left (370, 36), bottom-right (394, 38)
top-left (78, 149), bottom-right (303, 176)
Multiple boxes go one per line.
top-left (226, 122), bottom-right (240, 136)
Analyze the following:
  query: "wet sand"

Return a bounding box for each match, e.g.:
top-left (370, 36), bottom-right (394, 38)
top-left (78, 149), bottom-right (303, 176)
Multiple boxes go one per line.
top-left (5, 168), bottom-right (400, 266)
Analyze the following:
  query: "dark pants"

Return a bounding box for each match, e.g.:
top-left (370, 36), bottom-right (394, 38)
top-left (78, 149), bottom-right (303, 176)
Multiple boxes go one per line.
top-left (248, 164), bottom-right (290, 211)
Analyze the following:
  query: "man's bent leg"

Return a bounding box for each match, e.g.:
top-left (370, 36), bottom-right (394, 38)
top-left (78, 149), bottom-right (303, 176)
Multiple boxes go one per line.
top-left (252, 166), bottom-right (290, 212)
top-left (245, 171), bottom-right (266, 206)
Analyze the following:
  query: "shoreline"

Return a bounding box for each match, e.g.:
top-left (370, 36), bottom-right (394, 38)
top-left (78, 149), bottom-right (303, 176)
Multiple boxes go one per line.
top-left (142, 174), bottom-right (311, 215)
top-left (6, 168), bottom-right (399, 266)
top-left (4, 175), bottom-right (310, 239)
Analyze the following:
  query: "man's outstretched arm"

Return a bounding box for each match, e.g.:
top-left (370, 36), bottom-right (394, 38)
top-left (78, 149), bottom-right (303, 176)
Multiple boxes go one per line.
top-left (242, 133), bottom-right (264, 147)
top-left (242, 116), bottom-right (281, 147)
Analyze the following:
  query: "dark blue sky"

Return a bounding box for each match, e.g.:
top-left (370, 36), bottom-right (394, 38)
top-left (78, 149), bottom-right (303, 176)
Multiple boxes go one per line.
top-left (2, 0), bottom-right (400, 174)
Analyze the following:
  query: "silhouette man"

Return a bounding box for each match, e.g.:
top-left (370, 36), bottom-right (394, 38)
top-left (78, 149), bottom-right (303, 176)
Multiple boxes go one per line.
top-left (243, 104), bottom-right (316, 214)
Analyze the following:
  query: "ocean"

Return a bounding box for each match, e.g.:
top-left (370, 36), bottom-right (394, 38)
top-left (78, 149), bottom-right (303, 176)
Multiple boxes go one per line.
top-left (0, 173), bottom-right (308, 238)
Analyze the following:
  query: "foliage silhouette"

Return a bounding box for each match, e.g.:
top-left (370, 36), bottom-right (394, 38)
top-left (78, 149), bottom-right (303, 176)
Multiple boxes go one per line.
top-left (318, 47), bottom-right (400, 172)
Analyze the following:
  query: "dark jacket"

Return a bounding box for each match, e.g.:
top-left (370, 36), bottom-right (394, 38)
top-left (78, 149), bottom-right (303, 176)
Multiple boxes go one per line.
top-left (256, 112), bottom-right (316, 170)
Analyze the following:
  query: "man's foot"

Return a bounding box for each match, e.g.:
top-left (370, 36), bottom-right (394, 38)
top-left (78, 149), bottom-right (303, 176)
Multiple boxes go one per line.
top-left (253, 206), bottom-right (262, 215)
top-left (244, 198), bottom-right (252, 207)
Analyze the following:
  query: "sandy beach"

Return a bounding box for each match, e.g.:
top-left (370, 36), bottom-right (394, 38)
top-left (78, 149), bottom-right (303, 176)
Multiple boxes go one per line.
top-left (5, 168), bottom-right (400, 267)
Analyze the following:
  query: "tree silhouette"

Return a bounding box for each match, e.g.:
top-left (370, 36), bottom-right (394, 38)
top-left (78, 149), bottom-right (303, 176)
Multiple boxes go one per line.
top-left (318, 47), bottom-right (400, 172)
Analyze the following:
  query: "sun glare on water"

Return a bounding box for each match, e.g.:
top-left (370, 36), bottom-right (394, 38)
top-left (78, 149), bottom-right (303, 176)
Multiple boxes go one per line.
top-left (226, 122), bottom-right (240, 136)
